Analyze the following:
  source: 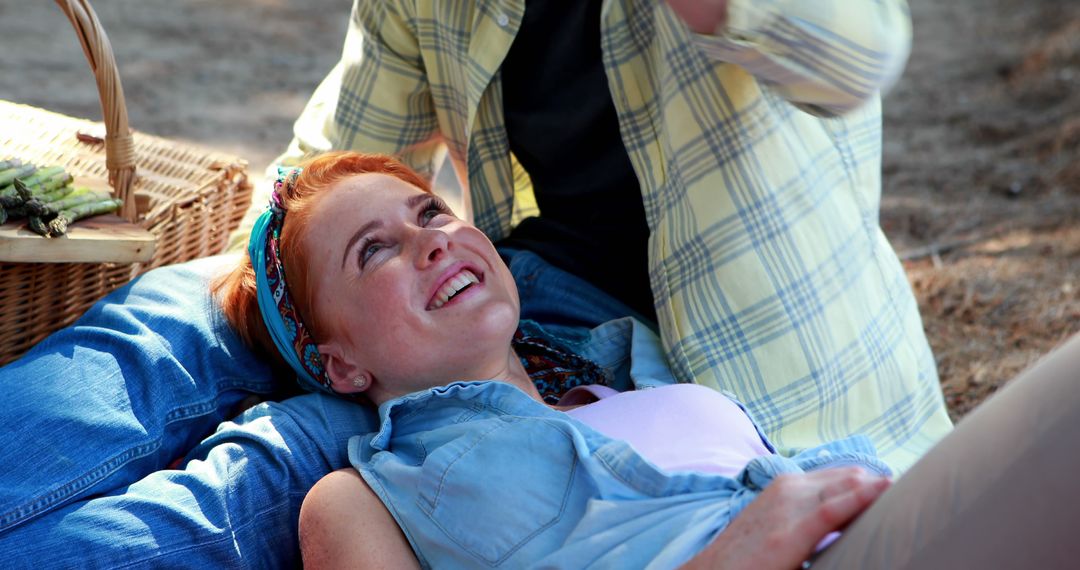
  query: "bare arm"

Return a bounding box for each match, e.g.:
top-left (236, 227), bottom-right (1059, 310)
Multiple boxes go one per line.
top-left (681, 467), bottom-right (891, 570)
top-left (299, 468), bottom-right (421, 570)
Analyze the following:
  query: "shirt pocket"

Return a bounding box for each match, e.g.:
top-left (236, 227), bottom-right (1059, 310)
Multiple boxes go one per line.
top-left (416, 416), bottom-right (578, 565)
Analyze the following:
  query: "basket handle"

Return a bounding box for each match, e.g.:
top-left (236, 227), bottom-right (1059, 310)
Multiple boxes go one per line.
top-left (54, 0), bottom-right (137, 222)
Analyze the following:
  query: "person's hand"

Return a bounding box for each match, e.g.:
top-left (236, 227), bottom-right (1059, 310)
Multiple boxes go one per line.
top-left (665, 0), bottom-right (728, 35)
top-left (682, 467), bottom-right (891, 570)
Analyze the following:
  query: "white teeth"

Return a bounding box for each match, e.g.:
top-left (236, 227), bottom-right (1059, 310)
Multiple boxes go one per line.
top-left (429, 269), bottom-right (479, 309)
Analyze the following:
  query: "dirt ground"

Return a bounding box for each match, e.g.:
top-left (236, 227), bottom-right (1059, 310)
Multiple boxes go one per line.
top-left (883, 0), bottom-right (1080, 419)
top-left (2, 0), bottom-right (1077, 421)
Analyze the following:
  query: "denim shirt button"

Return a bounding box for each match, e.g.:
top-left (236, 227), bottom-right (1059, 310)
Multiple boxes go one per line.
top-left (817, 449), bottom-right (832, 458)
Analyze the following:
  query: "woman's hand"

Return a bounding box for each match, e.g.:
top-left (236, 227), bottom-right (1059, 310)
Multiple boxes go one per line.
top-left (665, 0), bottom-right (728, 34)
top-left (682, 467), bottom-right (891, 570)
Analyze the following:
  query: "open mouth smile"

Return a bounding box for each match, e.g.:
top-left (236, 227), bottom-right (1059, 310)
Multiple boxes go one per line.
top-left (427, 268), bottom-right (481, 310)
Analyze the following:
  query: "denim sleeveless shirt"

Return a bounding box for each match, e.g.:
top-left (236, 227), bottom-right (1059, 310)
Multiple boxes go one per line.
top-left (349, 319), bottom-right (891, 568)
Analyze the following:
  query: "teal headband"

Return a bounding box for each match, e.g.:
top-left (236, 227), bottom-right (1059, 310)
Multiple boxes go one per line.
top-left (247, 166), bottom-right (336, 394)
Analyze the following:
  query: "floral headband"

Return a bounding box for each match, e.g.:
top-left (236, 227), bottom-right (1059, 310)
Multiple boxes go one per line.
top-left (247, 166), bottom-right (336, 394)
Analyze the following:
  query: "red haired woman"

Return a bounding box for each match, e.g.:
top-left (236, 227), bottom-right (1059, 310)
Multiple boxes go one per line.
top-left (216, 150), bottom-right (1080, 569)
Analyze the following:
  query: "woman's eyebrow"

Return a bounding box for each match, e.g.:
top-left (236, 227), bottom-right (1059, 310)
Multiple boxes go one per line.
top-left (339, 194), bottom-right (431, 269)
top-left (406, 193), bottom-right (431, 209)
top-left (341, 219), bottom-right (383, 269)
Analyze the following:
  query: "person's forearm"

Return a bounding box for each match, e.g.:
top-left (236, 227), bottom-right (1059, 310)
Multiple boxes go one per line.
top-left (672, 0), bottom-right (912, 116)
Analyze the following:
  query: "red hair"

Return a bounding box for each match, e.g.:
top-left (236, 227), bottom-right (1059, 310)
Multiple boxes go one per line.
top-left (213, 152), bottom-right (431, 377)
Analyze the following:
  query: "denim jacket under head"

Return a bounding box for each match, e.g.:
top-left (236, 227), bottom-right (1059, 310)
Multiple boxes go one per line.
top-left (349, 318), bottom-right (891, 569)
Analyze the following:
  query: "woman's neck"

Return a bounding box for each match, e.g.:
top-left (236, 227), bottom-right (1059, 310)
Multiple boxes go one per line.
top-left (496, 348), bottom-right (591, 411)
top-left (495, 346), bottom-right (547, 405)
top-left (367, 346), bottom-right (542, 408)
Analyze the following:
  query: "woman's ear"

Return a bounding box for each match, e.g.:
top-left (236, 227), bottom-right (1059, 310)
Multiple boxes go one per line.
top-left (318, 341), bottom-right (367, 394)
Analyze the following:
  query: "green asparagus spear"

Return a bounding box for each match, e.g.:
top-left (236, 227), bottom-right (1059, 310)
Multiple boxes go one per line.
top-left (30, 183), bottom-right (79, 207)
top-left (16, 166), bottom-right (64, 187)
top-left (0, 195), bottom-right (21, 209)
top-left (23, 185), bottom-right (109, 217)
top-left (36, 173), bottom-right (74, 195)
top-left (42, 188), bottom-right (112, 213)
top-left (0, 173), bottom-right (74, 200)
top-left (28, 216), bottom-right (51, 237)
top-left (0, 180), bottom-right (33, 199)
top-left (0, 177), bottom-right (42, 207)
top-left (13, 179), bottom-right (34, 204)
top-left (0, 158), bottom-right (22, 171)
top-left (0, 164), bottom-right (36, 187)
top-left (47, 198), bottom-right (123, 236)
top-left (11, 175), bottom-right (76, 207)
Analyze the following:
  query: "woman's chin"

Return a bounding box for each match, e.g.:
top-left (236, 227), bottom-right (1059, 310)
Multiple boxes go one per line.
top-left (466, 300), bottom-right (520, 342)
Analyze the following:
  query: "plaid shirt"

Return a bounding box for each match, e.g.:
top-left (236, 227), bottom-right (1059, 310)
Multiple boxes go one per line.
top-left (277, 0), bottom-right (950, 472)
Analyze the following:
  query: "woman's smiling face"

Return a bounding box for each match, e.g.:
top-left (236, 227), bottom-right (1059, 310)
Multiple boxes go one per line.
top-left (303, 173), bottom-right (521, 403)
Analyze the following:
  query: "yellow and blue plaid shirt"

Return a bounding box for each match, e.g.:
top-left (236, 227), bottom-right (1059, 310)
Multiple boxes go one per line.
top-left (274, 0), bottom-right (951, 472)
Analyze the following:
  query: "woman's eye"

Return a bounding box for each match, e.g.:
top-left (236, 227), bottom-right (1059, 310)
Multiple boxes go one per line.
top-left (360, 242), bottom-right (383, 266)
top-left (421, 208), bottom-right (444, 225)
top-left (420, 196), bottom-right (452, 225)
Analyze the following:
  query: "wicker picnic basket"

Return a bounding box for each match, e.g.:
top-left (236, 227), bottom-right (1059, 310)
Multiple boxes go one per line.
top-left (0, 0), bottom-right (253, 365)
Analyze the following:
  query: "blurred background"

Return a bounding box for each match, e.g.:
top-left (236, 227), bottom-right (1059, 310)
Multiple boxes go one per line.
top-left (1, 0), bottom-right (1077, 419)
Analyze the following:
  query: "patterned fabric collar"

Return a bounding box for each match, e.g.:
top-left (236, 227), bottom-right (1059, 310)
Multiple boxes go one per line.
top-left (512, 327), bottom-right (608, 404)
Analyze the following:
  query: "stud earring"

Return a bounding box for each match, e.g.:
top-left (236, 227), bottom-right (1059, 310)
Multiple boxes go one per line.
top-left (352, 375), bottom-right (368, 390)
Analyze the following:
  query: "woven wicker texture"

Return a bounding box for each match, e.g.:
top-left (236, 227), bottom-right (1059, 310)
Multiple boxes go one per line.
top-left (57, 0), bottom-right (137, 220)
top-left (0, 0), bottom-right (252, 365)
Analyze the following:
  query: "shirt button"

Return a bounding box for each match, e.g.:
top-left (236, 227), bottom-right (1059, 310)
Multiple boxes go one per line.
top-left (496, 13), bottom-right (510, 27)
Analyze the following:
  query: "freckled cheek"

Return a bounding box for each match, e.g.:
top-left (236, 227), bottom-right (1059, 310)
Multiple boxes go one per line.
top-left (346, 295), bottom-right (415, 359)
top-left (364, 275), bottom-right (416, 320)
top-left (456, 226), bottom-right (494, 250)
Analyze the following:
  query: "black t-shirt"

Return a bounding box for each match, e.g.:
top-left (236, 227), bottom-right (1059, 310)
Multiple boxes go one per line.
top-left (497, 0), bottom-right (656, 323)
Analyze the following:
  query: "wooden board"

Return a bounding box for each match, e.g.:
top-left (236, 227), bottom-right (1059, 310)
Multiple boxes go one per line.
top-left (0, 214), bottom-right (155, 263)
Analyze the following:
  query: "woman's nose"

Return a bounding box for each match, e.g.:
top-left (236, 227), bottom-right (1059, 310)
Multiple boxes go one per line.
top-left (414, 228), bottom-right (450, 268)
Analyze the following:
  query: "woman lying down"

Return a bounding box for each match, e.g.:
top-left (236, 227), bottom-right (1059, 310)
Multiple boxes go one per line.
top-left (216, 151), bottom-right (1080, 569)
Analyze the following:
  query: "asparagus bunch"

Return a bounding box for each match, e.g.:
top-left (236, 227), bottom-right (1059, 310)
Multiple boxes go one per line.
top-left (0, 167), bottom-right (73, 208)
top-left (0, 158), bottom-right (122, 236)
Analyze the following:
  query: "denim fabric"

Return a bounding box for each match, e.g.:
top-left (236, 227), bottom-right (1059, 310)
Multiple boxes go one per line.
top-left (351, 325), bottom-right (890, 569)
top-left (0, 392), bottom-right (375, 568)
top-left (0, 250), bottom-right (655, 567)
top-left (0, 256), bottom-right (275, 534)
top-left (354, 317), bottom-right (885, 565)
top-left (0, 256), bottom-right (378, 567)
top-left (500, 247), bottom-right (657, 335)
